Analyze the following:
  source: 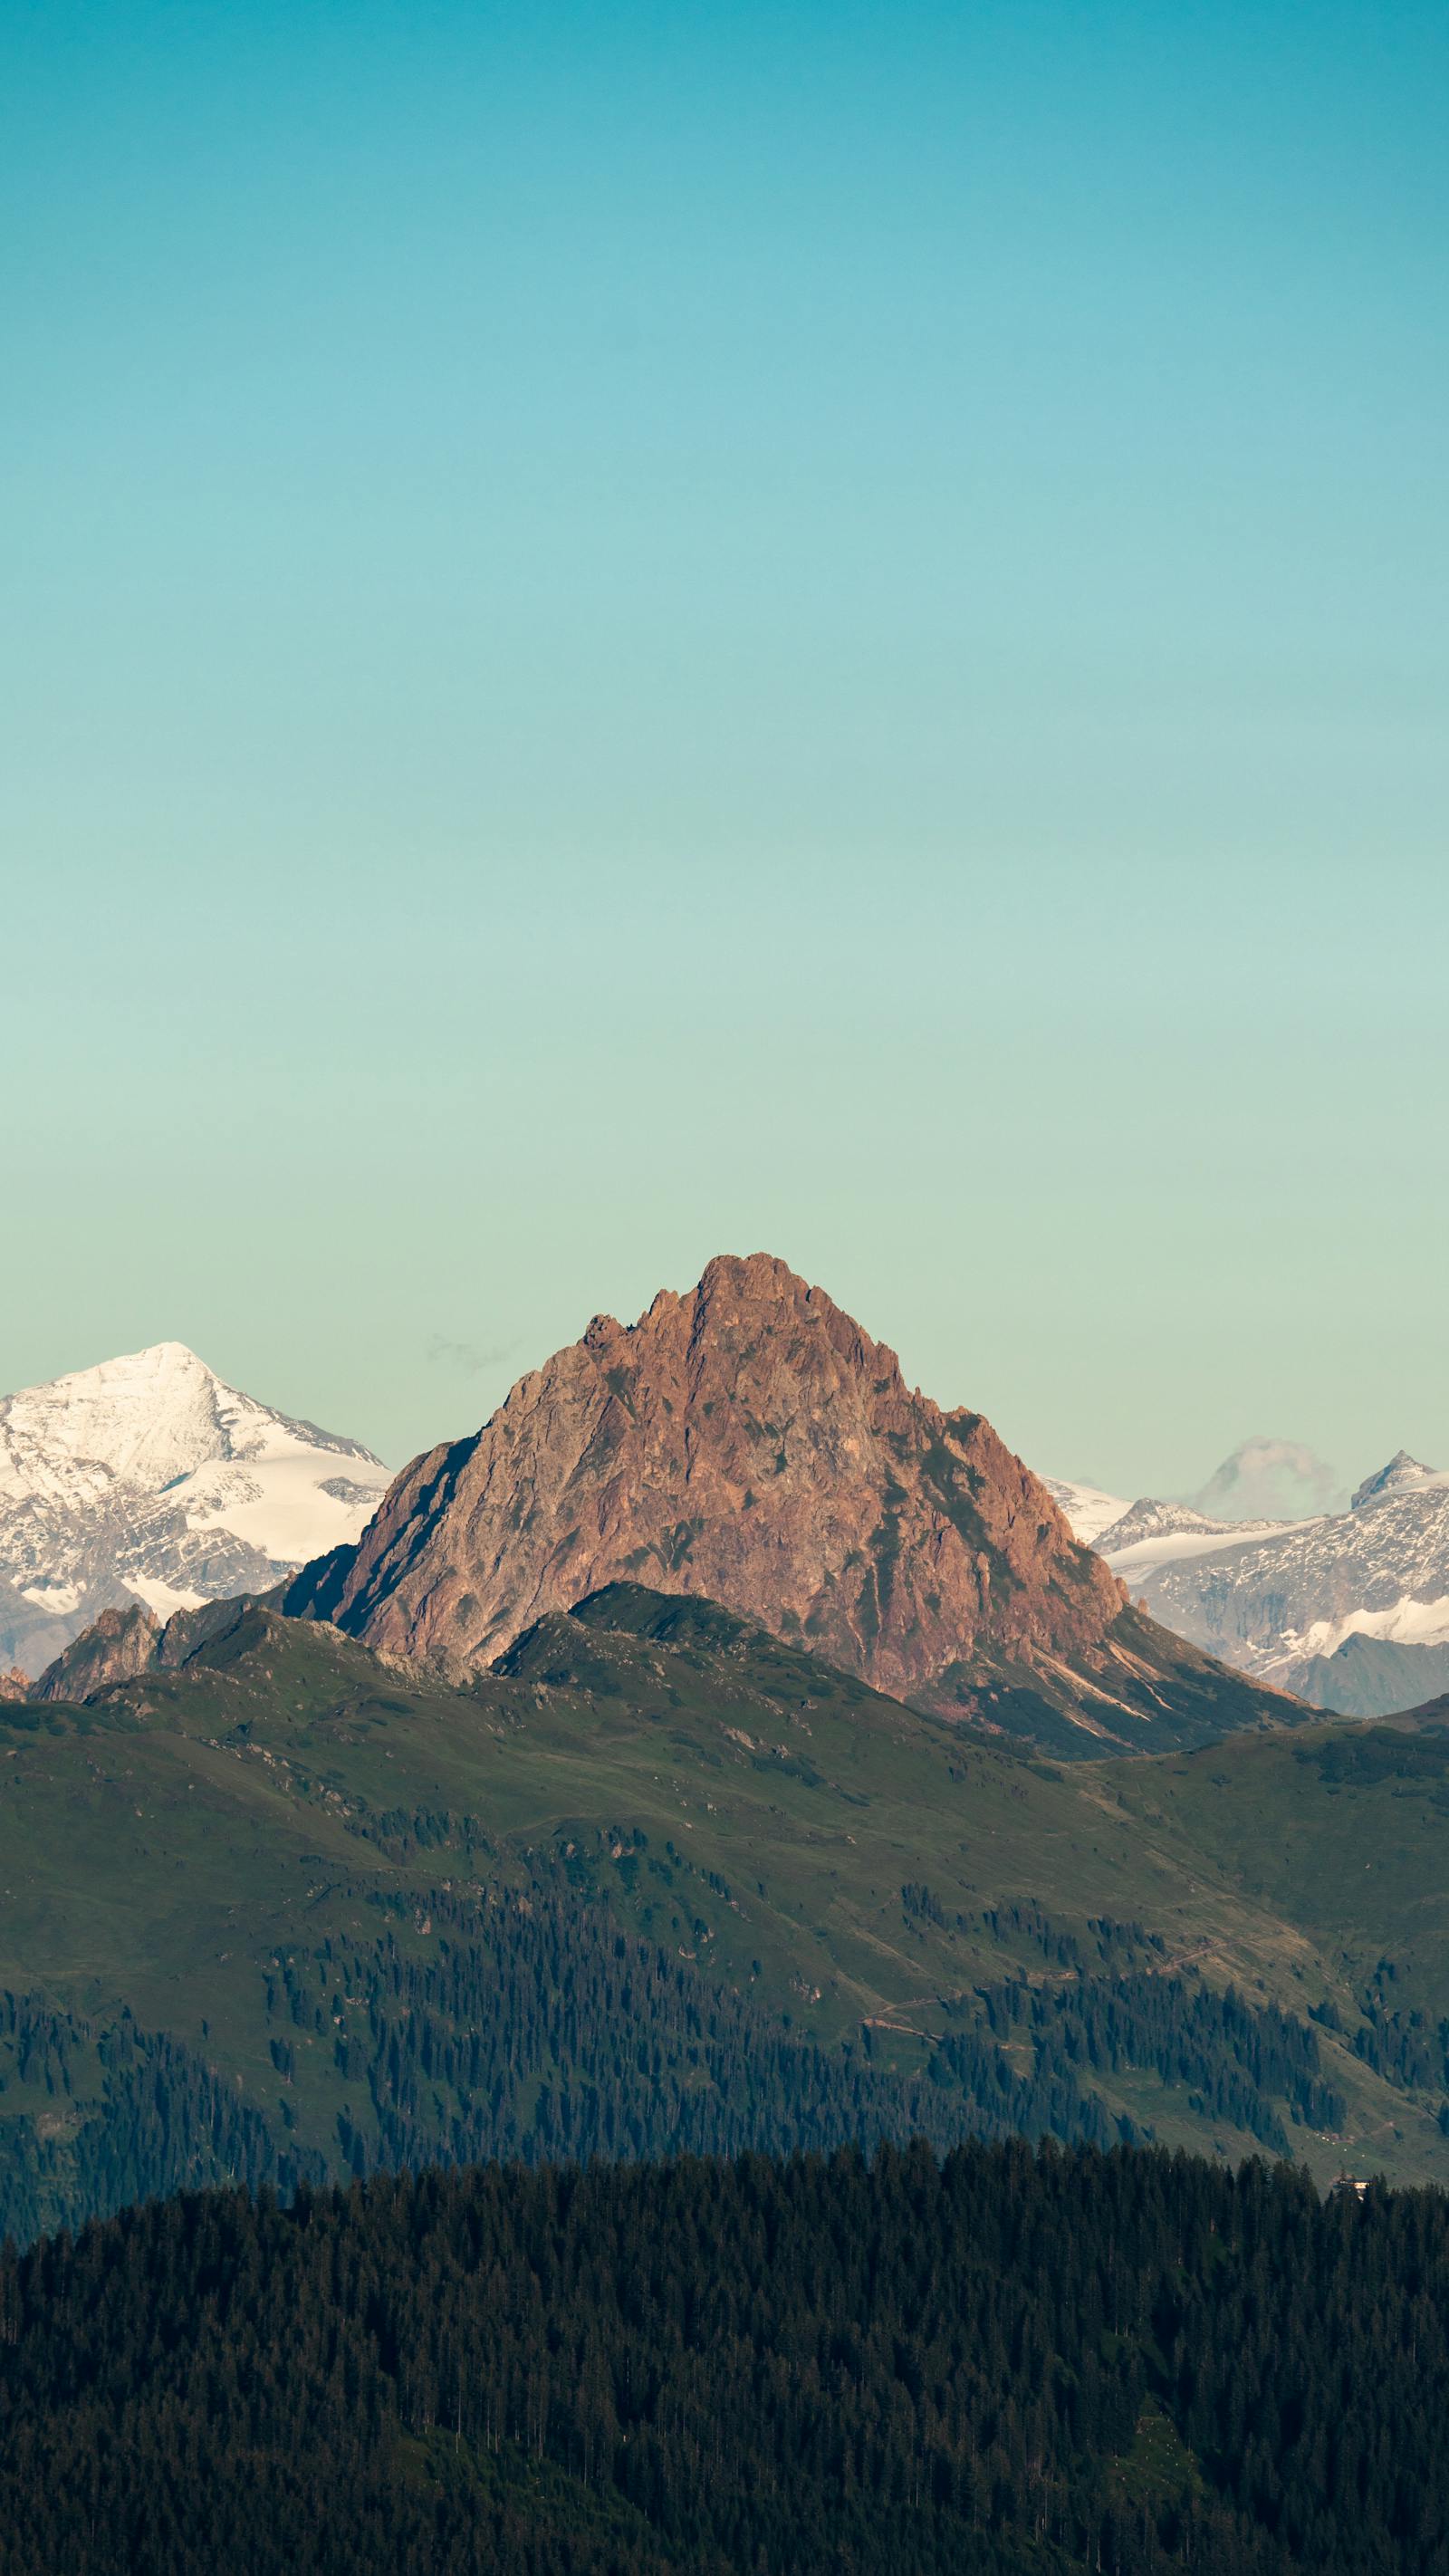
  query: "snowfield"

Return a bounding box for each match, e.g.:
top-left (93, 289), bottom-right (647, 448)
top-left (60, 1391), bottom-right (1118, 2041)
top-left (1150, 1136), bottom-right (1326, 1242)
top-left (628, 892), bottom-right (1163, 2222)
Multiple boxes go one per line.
top-left (0, 1343), bottom-right (391, 1677)
top-left (1041, 1476), bottom-right (1130, 1547)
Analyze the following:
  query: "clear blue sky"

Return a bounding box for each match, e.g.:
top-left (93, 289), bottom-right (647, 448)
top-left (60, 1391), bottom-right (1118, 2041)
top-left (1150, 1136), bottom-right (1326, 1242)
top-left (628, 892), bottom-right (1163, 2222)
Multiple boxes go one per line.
top-left (4, 0), bottom-right (1445, 1495)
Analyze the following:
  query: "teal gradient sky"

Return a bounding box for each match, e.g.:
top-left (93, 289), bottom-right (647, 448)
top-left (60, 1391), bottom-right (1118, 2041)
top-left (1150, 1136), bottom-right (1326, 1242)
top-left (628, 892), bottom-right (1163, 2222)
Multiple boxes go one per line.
top-left (4, 0), bottom-right (1445, 1494)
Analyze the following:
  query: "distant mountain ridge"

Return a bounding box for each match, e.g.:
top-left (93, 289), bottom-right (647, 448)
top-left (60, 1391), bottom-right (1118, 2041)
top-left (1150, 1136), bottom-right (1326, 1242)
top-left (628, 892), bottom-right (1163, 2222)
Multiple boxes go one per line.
top-left (1185, 1435), bottom-right (1344, 1523)
top-left (0, 1342), bottom-right (390, 1676)
top-left (1083, 1448), bottom-right (1449, 1716)
top-left (284, 1252), bottom-right (1293, 1755)
top-left (1350, 1449), bottom-right (1449, 1512)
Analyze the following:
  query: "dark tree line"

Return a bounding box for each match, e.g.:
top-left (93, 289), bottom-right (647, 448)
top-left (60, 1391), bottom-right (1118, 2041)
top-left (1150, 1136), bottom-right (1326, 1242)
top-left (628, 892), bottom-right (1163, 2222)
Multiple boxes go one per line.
top-left (0, 2139), bottom-right (1444, 2573)
top-left (946, 1972), bottom-right (1345, 2150)
top-left (900, 1888), bottom-right (1165, 1972)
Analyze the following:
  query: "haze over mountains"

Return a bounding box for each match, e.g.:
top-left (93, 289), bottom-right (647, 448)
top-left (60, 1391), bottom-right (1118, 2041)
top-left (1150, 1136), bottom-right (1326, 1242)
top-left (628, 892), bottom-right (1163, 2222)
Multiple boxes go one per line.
top-left (0, 1343), bottom-right (390, 1678)
top-left (1187, 1436), bottom-right (1346, 1523)
top-left (1047, 1435), bottom-right (1348, 1552)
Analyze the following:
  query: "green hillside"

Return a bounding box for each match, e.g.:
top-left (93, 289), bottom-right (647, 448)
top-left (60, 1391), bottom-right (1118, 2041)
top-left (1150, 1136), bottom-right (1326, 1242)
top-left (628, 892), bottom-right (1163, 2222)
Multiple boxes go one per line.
top-left (4, 1584), bottom-right (1449, 2232)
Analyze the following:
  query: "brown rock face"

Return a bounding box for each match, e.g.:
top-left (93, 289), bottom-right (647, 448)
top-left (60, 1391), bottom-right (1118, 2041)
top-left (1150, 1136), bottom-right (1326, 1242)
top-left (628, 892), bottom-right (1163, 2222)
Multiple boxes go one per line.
top-left (291, 1253), bottom-right (1128, 1705)
top-left (29, 1602), bottom-right (162, 1704)
top-left (23, 1591), bottom-right (293, 1706)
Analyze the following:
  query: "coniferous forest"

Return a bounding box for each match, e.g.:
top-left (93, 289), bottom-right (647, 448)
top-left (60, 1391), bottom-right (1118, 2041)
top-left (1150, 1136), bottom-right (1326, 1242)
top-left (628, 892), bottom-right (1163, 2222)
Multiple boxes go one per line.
top-left (4, 1602), bottom-right (1449, 2571)
top-left (2, 2138), bottom-right (1446, 2576)
top-left (0, 1880), bottom-right (1353, 2244)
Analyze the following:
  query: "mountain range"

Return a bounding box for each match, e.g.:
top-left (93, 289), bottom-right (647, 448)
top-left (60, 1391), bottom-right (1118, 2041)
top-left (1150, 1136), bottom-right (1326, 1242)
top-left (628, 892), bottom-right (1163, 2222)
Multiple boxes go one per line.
top-left (1051, 1449), bottom-right (1449, 1716)
top-left (1046, 1434), bottom-right (1347, 1554)
top-left (7, 1251), bottom-right (1449, 2242)
top-left (14, 1281), bottom-right (1444, 1735)
top-left (0, 1342), bottom-right (391, 1679)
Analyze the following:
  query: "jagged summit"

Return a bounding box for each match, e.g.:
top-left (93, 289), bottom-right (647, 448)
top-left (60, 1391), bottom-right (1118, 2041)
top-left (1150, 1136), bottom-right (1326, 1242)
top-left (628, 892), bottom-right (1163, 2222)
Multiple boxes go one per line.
top-left (0, 1341), bottom-right (379, 1497)
top-left (1351, 1451), bottom-right (1444, 1512)
top-left (0, 1342), bottom-right (220, 1500)
top-left (290, 1249), bottom-right (1115, 1697)
top-left (284, 1252), bottom-right (1292, 1753)
top-left (0, 1343), bottom-right (390, 1677)
top-left (1094, 1495), bottom-right (1295, 1562)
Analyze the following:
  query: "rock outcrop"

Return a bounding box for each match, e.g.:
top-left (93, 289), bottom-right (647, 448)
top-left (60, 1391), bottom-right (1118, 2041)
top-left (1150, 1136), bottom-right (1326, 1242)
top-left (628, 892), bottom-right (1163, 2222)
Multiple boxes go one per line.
top-left (28, 1603), bottom-right (162, 1704)
top-left (289, 1254), bottom-right (1126, 1701)
top-left (24, 1591), bottom-right (300, 1706)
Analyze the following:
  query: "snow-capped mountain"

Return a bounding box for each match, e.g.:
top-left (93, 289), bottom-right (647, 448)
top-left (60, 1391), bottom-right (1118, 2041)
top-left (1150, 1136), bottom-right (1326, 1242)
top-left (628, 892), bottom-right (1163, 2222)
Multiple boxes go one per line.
top-left (1348, 1450), bottom-right (1449, 1512)
top-left (0, 1343), bottom-right (391, 1677)
top-left (1041, 1476), bottom-right (1130, 1547)
top-left (1089, 1456), bottom-right (1449, 1717)
top-left (1094, 1497), bottom-right (1304, 1583)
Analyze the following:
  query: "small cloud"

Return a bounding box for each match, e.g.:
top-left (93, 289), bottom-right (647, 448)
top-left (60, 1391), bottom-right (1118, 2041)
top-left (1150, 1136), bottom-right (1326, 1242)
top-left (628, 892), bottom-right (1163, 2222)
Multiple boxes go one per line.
top-left (425, 1332), bottom-right (514, 1377)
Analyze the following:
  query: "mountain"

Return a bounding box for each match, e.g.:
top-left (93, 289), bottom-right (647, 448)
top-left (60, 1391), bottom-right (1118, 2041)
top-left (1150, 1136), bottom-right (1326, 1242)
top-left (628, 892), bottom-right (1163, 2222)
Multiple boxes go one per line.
top-left (1350, 1448), bottom-right (1449, 1511)
top-left (1040, 1474), bottom-right (1129, 1544)
top-left (26, 1602), bottom-right (164, 1704)
top-left (1096, 1495), bottom-right (1302, 1582)
top-left (1295, 1633), bottom-right (1449, 1718)
top-left (1097, 1455), bottom-right (1449, 1716)
top-left (284, 1253), bottom-right (1293, 1756)
top-left (0, 1342), bottom-right (391, 1677)
top-left (1185, 1435), bottom-right (1344, 1522)
top-left (1047, 1442), bottom-right (1345, 1562)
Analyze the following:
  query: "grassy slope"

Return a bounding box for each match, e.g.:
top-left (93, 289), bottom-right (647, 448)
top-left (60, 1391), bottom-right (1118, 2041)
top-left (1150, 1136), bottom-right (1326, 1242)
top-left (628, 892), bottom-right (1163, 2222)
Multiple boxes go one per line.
top-left (1108, 1716), bottom-right (1449, 2014)
top-left (3, 1587), bottom-right (1448, 2183)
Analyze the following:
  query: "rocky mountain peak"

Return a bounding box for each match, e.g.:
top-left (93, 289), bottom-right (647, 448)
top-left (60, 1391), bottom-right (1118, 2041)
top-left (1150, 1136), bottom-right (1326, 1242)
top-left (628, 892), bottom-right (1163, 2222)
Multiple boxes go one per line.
top-left (1350, 1451), bottom-right (1443, 1512)
top-left (286, 1251), bottom-right (1138, 1712)
top-left (28, 1603), bottom-right (162, 1705)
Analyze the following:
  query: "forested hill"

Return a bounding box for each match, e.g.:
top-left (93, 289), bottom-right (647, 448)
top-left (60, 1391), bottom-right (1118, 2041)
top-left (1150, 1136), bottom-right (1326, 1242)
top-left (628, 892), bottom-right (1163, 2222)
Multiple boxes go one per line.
top-left (2, 2139), bottom-right (1445, 2575)
top-left (7, 1587), bottom-right (1449, 2233)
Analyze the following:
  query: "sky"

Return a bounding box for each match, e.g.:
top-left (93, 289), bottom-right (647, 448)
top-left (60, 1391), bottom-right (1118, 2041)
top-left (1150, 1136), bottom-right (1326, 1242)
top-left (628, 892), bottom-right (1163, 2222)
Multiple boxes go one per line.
top-left (3, 0), bottom-right (1445, 1497)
